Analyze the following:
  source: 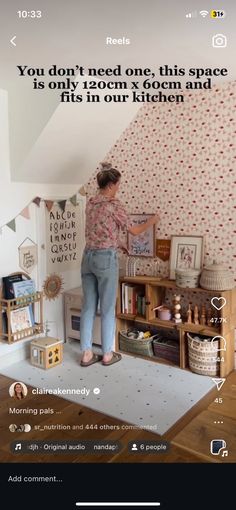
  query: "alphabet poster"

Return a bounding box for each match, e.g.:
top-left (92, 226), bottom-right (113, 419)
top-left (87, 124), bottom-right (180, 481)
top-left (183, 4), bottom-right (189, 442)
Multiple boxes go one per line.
top-left (45, 202), bottom-right (83, 272)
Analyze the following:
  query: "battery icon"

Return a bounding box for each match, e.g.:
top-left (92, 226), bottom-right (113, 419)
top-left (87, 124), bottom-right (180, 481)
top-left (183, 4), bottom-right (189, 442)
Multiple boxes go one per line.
top-left (210, 10), bottom-right (226, 18)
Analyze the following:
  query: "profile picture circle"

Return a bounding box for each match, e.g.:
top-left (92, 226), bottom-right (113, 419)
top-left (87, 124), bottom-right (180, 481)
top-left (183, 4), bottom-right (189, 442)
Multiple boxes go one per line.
top-left (9, 381), bottom-right (28, 400)
top-left (9, 424), bottom-right (17, 432)
top-left (24, 424), bottom-right (31, 432)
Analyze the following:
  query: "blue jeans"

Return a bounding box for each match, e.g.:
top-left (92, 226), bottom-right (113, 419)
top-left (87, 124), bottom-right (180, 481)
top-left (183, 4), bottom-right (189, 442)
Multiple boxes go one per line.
top-left (80, 248), bottom-right (118, 354)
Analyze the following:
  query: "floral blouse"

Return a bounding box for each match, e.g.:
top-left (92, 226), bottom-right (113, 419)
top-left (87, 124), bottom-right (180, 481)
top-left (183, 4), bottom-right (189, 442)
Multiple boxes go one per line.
top-left (85, 194), bottom-right (130, 249)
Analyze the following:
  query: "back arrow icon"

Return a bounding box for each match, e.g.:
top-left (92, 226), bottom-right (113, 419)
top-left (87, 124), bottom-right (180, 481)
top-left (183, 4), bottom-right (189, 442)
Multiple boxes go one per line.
top-left (10, 36), bottom-right (16, 46)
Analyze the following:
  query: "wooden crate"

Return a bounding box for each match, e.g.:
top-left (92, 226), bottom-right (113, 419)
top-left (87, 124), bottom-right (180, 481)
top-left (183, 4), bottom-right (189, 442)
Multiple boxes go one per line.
top-left (30, 337), bottom-right (63, 369)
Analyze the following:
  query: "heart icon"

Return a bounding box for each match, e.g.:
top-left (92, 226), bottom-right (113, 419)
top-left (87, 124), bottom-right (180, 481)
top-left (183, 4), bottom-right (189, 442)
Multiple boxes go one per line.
top-left (211, 297), bottom-right (226, 311)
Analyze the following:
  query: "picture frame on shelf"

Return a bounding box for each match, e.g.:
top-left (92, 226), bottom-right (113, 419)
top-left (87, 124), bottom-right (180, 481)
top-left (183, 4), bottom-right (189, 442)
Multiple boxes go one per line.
top-left (10, 305), bottom-right (34, 334)
top-left (169, 235), bottom-right (204, 280)
top-left (127, 214), bottom-right (155, 257)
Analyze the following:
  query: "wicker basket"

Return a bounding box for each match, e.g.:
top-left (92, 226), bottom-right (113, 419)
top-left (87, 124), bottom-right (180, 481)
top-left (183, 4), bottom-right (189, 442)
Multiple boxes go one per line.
top-left (119, 330), bottom-right (160, 356)
top-left (187, 333), bottom-right (220, 376)
top-left (200, 261), bottom-right (234, 291)
top-left (175, 269), bottom-right (201, 288)
top-left (153, 338), bottom-right (179, 364)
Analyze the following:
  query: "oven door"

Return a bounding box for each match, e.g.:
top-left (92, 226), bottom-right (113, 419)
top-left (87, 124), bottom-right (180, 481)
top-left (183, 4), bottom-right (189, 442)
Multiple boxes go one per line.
top-left (66, 304), bottom-right (102, 345)
top-left (66, 307), bottom-right (81, 340)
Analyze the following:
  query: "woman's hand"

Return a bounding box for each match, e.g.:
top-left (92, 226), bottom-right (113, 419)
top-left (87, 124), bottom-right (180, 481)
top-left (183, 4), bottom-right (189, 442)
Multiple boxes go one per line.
top-left (128, 214), bottom-right (160, 236)
top-left (147, 214), bottom-right (160, 226)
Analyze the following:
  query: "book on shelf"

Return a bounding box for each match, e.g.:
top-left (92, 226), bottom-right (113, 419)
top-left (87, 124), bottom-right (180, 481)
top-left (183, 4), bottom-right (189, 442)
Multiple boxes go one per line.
top-left (13, 279), bottom-right (36, 299)
top-left (2, 274), bottom-right (23, 300)
top-left (121, 283), bottom-right (145, 316)
top-left (137, 294), bottom-right (146, 316)
top-left (13, 279), bottom-right (36, 321)
top-left (10, 305), bottom-right (34, 333)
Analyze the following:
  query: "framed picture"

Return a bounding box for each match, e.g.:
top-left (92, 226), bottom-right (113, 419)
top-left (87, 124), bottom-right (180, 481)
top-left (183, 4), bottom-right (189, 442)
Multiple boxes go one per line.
top-left (169, 235), bottom-right (204, 279)
top-left (127, 214), bottom-right (155, 257)
top-left (10, 306), bottom-right (34, 333)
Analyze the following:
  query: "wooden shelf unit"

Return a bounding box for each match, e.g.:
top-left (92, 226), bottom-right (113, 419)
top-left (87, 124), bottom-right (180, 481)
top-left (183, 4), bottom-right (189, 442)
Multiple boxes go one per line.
top-left (116, 277), bottom-right (236, 377)
top-left (0, 292), bottom-right (44, 344)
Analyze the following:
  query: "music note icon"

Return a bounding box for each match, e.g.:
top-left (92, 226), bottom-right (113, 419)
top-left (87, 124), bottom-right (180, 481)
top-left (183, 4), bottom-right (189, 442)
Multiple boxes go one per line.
top-left (222, 450), bottom-right (228, 457)
top-left (15, 443), bottom-right (22, 451)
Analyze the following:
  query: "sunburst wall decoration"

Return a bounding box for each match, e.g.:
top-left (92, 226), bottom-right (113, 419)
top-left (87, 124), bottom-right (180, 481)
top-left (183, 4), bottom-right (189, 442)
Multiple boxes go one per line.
top-left (43, 273), bottom-right (64, 300)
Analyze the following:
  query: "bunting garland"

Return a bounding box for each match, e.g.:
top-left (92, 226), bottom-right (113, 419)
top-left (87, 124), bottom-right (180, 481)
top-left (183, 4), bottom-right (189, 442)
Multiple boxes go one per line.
top-left (45, 200), bottom-right (54, 212)
top-left (6, 219), bottom-right (16, 232)
top-left (32, 197), bottom-right (41, 207)
top-left (0, 189), bottom-right (82, 235)
top-left (58, 200), bottom-right (67, 212)
top-left (78, 185), bottom-right (87, 197)
top-left (70, 194), bottom-right (78, 206)
top-left (20, 206), bottom-right (30, 220)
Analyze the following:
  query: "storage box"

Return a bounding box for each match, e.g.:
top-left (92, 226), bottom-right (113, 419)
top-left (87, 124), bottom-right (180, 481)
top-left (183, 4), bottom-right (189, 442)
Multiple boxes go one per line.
top-left (119, 330), bottom-right (160, 357)
top-left (153, 338), bottom-right (180, 365)
top-left (30, 337), bottom-right (63, 369)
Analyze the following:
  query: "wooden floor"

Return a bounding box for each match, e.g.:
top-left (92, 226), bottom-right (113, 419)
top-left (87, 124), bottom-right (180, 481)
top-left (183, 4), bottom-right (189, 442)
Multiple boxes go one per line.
top-left (0, 371), bottom-right (235, 463)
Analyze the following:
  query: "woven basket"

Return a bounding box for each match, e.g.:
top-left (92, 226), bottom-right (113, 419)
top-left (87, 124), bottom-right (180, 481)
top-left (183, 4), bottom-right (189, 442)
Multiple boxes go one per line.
top-left (175, 269), bottom-right (201, 288)
top-left (153, 338), bottom-right (179, 364)
top-left (200, 261), bottom-right (234, 291)
top-left (187, 333), bottom-right (220, 376)
top-left (119, 330), bottom-right (160, 356)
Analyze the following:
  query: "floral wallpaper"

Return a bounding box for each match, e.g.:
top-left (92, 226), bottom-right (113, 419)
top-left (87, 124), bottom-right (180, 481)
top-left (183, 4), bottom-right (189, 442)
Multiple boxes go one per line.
top-left (86, 81), bottom-right (236, 281)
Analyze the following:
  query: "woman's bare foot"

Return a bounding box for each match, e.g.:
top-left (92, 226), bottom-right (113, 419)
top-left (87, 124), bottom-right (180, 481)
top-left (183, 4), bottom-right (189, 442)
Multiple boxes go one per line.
top-left (103, 352), bottom-right (113, 363)
top-left (81, 350), bottom-right (93, 363)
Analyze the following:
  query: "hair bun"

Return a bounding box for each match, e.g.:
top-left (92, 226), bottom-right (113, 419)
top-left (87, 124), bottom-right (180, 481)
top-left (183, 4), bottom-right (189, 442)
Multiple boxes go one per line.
top-left (100, 161), bottom-right (112, 171)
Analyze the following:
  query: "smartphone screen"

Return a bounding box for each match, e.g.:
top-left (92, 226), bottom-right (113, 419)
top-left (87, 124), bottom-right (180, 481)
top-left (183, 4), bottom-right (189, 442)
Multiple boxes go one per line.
top-left (0, 1), bottom-right (235, 508)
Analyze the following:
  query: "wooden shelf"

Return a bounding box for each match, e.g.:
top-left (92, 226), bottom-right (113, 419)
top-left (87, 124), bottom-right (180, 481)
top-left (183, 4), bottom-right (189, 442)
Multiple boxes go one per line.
top-left (117, 313), bottom-right (145, 321)
top-left (116, 276), bottom-right (235, 377)
top-left (120, 276), bottom-right (224, 294)
top-left (0, 291), bottom-right (44, 344)
top-left (177, 323), bottom-right (219, 337)
top-left (117, 313), bottom-right (177, 330)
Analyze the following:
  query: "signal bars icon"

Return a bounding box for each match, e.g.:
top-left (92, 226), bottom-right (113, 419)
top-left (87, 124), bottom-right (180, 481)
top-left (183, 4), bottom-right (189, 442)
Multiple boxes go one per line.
top-left (186, 11), bottom-right (197, 18)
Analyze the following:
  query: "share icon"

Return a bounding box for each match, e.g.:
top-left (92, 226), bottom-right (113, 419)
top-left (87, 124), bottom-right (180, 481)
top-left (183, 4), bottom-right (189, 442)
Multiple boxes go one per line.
top-left (212, 378), bottom-right (226, 391)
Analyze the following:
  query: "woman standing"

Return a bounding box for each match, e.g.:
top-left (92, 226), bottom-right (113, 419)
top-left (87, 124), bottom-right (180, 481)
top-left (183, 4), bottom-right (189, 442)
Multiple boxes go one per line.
top-left (80, 163), bottom-right (159, 367)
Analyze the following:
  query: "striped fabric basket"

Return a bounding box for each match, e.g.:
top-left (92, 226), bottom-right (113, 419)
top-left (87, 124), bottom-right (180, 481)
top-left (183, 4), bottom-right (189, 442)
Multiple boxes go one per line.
top-left (187, 333), bottom-right (220, 376)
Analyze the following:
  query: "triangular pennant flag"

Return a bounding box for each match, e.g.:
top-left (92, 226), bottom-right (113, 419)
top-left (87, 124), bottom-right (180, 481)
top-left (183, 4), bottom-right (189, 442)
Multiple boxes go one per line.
top-left (6, 219), bottom-right (16, 232)
top-left (70, 194), bottom-right (77, 206)
top-left (33, 197), bottom-right (41, 207)
top-left (58, 200), bottom-right (67, 212)
top-left (78, 185), bottom-right (87, 196)
top-left (45, 200), bottom-right (54, 212)
top-left (20, 206), bottom-right (30, 220)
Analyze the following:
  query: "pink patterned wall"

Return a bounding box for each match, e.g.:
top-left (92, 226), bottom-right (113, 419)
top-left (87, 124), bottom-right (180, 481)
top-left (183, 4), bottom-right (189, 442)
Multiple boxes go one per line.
top-left (86, 81), bottom-right (236, 281)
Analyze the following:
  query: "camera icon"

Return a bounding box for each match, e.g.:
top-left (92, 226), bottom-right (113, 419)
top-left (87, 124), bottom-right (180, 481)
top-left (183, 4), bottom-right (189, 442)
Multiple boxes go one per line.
top-left (212, 33), bottom-right (227, 48)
